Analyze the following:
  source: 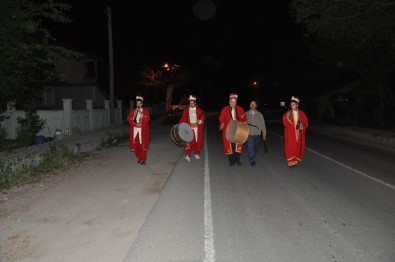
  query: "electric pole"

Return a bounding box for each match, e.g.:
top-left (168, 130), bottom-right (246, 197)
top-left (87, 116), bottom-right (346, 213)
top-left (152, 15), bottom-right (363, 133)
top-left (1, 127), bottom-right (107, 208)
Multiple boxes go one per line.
top-left (107, 6), bottom-right (115, 125)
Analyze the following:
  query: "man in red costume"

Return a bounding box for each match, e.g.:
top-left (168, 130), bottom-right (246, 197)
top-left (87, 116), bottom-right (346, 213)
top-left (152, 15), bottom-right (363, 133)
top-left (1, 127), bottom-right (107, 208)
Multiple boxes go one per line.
top-left (282, 96), bottom-right (309, 167)
top-left (178, 95), bottom-right (206, 162)
top-left (127, 96), bottom-right (150, 165)
top-left (219, 93), bottom-right (247, 166)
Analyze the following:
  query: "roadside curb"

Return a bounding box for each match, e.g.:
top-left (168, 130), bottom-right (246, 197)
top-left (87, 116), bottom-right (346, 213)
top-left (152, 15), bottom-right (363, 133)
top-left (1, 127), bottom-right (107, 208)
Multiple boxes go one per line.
top-left (309, 124), bottom-right (395, 149)
top-left (265, 120), bottom-right (395, 150)
top-left (0, 125), bottom-right (129, 174)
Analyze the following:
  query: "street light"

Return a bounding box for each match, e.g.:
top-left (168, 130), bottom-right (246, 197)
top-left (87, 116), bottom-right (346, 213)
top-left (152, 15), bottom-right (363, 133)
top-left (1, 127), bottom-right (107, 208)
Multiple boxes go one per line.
top-left (162, 63), bottom-right (181, 71)
top-left (162, 63), bottom-right (182, 112)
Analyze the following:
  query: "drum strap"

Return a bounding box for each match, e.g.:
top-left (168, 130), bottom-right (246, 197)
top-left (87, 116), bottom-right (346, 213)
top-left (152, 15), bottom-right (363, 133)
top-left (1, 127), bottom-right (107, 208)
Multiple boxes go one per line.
top-left (188, 108), bottom-right (205, 123)
top-left (229, 106), bottom-right (239, 120)
top-left (248, 123), bottom-right (259, 129)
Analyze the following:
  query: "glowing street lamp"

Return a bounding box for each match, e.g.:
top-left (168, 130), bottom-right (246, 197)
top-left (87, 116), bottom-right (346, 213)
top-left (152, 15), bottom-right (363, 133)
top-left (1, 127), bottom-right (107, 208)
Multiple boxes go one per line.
top-left (162, 63), bottom-right (181, 71)
top-left (162, 63), bottom-right (182, 112)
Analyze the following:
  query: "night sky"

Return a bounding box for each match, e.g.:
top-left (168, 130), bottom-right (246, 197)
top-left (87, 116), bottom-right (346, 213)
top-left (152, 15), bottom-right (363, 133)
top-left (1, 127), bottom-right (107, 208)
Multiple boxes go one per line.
top-left (54, 0), bottom-right (307, 109)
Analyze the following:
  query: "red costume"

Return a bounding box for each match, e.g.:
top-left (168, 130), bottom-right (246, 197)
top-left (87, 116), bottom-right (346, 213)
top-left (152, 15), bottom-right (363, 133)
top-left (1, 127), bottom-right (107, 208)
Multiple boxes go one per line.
top-left (178, 105), bottom-right (206, 157)
top-left (282, 108), bottom-right (308, 166)
top-left (219, 105), bottom-right (247, 154)
top-left (127, 107), bottom-right (150, 162)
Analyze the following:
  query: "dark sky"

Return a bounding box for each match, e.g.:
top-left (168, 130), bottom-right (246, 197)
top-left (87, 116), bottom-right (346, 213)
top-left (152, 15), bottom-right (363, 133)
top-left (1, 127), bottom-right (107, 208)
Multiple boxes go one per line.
top-left (54, 0), bottom-right (306, 107)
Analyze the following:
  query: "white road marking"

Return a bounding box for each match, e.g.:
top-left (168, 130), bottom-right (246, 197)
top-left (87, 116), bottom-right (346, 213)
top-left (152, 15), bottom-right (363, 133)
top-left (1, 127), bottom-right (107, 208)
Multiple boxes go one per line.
top-left (269, 130), bottom-right (395, 191)
top-left (204, 124), bottom-right (215, 262)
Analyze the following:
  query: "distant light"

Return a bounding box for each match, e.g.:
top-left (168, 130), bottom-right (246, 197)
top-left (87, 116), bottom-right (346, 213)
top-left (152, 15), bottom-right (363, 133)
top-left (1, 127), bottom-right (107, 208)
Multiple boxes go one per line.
top-left (163, 63), bottom-right (169, 68)
top-left (193, 0), bottom-right (216, 21)
top-left (280, 102), bottom-right (285, 107)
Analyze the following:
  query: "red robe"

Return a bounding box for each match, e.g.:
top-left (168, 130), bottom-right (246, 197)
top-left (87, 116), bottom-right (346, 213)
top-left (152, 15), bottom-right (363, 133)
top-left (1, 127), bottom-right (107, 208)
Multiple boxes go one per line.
top-left (219, 105), bottom-right (247, 155)
top-left (178, 106), bottom-right (206, 155)
top-left (127, 108), bottom-right (150, 152)
top-left (282, 110), bottom-right (308, 163)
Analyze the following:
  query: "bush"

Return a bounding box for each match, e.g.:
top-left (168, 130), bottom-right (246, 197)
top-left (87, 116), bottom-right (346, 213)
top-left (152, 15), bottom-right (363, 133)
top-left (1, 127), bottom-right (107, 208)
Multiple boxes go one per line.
top-left (16, 111), bottom-right (45, 147)
top-left (0, 127), bottom-right (6, 150)
top-left (0, 143), bottom-right (74, 189)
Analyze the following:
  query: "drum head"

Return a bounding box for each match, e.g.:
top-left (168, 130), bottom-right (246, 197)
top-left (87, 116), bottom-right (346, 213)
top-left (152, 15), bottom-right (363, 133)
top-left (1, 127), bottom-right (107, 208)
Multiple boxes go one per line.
top-left (226, 120), bottom-right (249, 144)
top-left (178, 123), bottom-right (194, 142)
top-left (170, 125), bottom-right (184, 147)
top-left (226, 120), bottom-right (238, 142)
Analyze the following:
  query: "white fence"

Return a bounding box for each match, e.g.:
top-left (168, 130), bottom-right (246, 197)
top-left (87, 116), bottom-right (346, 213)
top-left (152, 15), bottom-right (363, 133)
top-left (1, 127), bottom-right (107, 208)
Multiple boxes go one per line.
top-left (37, 110), bottom-right (64, 137)
top-left (1, 99), bottom-right (123, 140)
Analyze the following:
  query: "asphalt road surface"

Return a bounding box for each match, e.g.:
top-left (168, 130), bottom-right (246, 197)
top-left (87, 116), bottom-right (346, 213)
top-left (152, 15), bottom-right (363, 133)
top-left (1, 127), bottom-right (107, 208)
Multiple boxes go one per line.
top-left (124, 116), bottom-right (395, 262)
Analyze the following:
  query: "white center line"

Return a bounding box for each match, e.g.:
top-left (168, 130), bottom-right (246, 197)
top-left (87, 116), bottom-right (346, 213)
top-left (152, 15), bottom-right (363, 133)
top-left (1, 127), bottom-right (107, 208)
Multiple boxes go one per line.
top-left (269, 130), bottom-right (395, 191)
top-left (204, 123), bottom-right (215, 262)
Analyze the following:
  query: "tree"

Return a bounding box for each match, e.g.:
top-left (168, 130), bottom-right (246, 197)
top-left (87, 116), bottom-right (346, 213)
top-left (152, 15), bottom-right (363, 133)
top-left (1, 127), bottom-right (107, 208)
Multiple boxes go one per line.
top-left (290, 0), bottom-right (395, 128)
top-left (139, 66), bottom-right (190, 112)
top-left (0, 0), bottom-right (77, 114)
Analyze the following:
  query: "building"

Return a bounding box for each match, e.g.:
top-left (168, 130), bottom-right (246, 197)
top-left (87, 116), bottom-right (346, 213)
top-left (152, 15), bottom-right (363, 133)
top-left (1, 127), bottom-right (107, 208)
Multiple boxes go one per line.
top-left (42, 53), bottom-right (108, 109)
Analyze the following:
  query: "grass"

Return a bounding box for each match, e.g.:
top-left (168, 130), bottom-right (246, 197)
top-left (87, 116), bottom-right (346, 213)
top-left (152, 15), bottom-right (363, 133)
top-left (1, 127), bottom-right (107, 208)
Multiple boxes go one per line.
top-left (0, 143), bottom-right (88, 190)
top-left (0, 131), bottom-right (129, 190)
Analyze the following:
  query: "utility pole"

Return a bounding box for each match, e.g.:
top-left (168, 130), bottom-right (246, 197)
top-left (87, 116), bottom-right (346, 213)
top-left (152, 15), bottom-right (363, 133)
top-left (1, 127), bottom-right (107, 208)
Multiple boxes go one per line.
top-left (107, 6), bottom-right (115, 125)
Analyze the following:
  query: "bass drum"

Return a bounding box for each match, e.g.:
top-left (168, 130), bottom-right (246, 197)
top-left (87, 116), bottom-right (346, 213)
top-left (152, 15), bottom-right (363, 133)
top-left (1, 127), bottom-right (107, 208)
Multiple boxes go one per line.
top-left (226, 120), bottom-right (249, 144)
top-left (170, 123), bottom-right (194, 147)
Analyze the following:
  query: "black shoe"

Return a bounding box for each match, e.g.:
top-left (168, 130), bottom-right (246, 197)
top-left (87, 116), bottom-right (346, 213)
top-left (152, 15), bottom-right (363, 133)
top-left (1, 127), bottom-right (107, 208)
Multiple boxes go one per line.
top-left (140, 161), bottom-right (146, 165)
top-left (229, 162), bottom-right (235, 166)
top-left (236, 161), bottom-right (242, 166)
top-left (137, 160), bottom-right (141, 164)
top-left (250, 162), bottom-right (255, 167)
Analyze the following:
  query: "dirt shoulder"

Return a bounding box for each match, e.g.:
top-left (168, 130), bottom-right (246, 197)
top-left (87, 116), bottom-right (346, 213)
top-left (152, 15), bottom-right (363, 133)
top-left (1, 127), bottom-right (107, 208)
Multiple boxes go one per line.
top-left (0, 120), bottom-right (182, 262)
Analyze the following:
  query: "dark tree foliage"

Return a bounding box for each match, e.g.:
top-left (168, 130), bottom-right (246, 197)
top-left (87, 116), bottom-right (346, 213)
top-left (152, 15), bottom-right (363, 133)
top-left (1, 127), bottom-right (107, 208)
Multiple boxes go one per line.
top-left (0, 0), bottom-right (77, 114)
top-left (138, 67), bottom-right (190, 111)
top-left (290, 0), bottom-right (395, 128)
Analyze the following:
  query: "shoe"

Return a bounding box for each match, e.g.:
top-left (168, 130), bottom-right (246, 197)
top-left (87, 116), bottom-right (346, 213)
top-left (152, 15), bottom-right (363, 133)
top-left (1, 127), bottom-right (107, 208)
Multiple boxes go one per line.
top-left (229, 162), bottom-right (235, 166)
top-left (184, 156), bottom-right (191, 162)
top-left (250, 162), bottom-right (255, 167)
top-left (140, 161), bottom-right (146, 165)
top-left (236, 161), bottom-right (242, 166)
top-left (137, 160), bottom-right (141, 163)
top-left (195, 155), bottom-right (200, 160)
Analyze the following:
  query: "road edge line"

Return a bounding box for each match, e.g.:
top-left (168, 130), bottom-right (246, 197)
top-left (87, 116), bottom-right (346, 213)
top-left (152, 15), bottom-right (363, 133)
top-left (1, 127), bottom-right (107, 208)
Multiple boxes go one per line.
top-left (204, 122), bottom-right (215, 262)
top-left (268, 130), bottom-right (395, 191)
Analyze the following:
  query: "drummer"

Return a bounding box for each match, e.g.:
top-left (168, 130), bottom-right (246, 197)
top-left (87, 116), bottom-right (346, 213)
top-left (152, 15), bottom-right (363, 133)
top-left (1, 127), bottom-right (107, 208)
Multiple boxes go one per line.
top-left (219, 93), bottom-right (247, 166)
top-left (178, 95), bottom-right (206, 162)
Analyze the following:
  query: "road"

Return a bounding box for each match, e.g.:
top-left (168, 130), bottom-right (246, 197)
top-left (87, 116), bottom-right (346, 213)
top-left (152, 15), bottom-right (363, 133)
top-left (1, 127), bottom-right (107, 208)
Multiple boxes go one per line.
top-left (124, 117), bottom-right (395, 262)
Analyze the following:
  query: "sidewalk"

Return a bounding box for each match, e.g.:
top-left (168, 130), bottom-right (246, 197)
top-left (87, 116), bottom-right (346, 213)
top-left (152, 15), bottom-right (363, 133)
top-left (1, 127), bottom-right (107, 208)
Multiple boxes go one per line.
top-left (0, 119), bottom-right (184, 262)
top-left (309, 124), bottom-right (395, 150)
top-left (265, 119), bottom-right (395, 150)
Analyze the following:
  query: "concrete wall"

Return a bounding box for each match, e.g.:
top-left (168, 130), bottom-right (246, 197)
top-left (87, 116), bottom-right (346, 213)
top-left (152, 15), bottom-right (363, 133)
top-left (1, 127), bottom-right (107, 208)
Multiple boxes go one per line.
top-left (43, 85), bottom-right (106, 109)
top-left (1, 100), bottom-right (123, 139)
